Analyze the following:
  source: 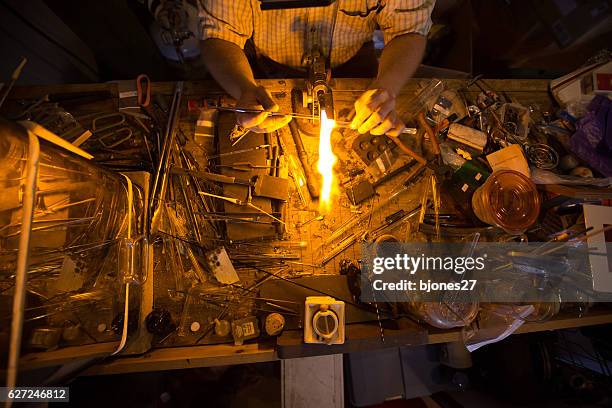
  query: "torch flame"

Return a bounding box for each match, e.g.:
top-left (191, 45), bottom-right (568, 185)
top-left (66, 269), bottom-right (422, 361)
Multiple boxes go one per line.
top-left (317, 109), bottom-right (337, 213)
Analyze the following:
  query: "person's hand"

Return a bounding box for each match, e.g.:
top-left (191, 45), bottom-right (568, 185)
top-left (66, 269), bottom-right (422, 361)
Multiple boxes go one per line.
top-left (350, 88), bottom-right (405, 137)
top-left (236, 85), bottom-right (291, 133)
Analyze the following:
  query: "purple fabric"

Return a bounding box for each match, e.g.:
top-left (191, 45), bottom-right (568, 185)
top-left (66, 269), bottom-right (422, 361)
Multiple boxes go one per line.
top-left (569, 96), bottom-right (612, 177)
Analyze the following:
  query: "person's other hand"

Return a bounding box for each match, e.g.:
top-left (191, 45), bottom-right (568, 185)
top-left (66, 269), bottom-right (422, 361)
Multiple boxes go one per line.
top-left (350, 88), bottom-right (405, 137)
top-left (237, 85), bottom-right (291, 133)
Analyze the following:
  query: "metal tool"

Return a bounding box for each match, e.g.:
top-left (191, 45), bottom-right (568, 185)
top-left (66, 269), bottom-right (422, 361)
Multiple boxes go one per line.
top-left (150, 81), bottom-right (183, 233)
top-left (335, 121), bottom-right (418, 135)
top-left (493, 225), bottom-right (612, 273)
top-left (177, 146), bottom-right (223, 236)
top-left (215, 106), bottom-right (313, 120)
top-left (215, 162), bottom-right (278, 172)
top-left (229, 124), bottom-right (250, 146)
top-left (285, 152), bottom-right (311, 208)
top-left (165, 206), bottom-right (208, 282)
top-left (321, 205), bottom-right (421, 265)
top-left (199, 214), bottom-right (277, 224)
top-left (6, 129), bottom-right (38, 398)
top-left (172, 167), bottom-right (252, 186)
top-left (199, 191), bottom-right (285, 225)
top-left (207, 144), bottom-right (270, 160)
top-left (91, 113), bottom-right (133, 148)
top-left (288, 120), bottom-right (319, 198)
top-left (296, 214), bottom-right (324, 228)
top-left (171, 147), bottom-right (205, 244)
top-left (303, 47), bottom-right (333, 118)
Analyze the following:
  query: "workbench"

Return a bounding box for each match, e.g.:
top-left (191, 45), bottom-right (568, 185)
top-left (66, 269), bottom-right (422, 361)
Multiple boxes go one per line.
top-left (4, 78), bottom-right (612, 376)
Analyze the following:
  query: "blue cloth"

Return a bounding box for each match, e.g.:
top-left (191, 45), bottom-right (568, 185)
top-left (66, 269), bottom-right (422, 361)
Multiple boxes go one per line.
top-left (570, 96), bottom-right (612, 177)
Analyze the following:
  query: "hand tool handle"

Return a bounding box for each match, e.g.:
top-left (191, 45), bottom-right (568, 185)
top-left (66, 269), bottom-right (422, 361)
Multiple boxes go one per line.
top-left (417, 112), bottom-right (441, 156)
top-left (136, 74), bottom-right (151, 107)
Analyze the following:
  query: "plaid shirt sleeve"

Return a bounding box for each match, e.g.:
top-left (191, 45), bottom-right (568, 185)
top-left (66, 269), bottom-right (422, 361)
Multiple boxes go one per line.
top-left (198, 0), bottom-right (254, 49)
top-left (376, 0), bottom-right (435, 44)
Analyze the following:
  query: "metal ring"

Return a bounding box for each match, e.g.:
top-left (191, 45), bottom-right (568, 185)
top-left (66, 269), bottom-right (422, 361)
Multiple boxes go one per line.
top-left (526, 143), bottom-right (559, 169)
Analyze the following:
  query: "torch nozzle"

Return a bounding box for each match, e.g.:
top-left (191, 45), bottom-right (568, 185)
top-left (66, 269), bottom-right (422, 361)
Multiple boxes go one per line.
top-left (317, 89), bottom-right (334, 120)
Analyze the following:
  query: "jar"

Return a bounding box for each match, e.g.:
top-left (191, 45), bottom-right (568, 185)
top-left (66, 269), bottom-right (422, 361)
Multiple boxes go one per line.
top-left (471, 169), bottom-right (540, 235)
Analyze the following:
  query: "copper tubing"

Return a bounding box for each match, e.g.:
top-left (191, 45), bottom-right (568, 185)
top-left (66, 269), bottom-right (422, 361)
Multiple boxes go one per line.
top-left (390, 136), bottom-right (427, 165)
top-left (417, 112), bottom-right (441, 156)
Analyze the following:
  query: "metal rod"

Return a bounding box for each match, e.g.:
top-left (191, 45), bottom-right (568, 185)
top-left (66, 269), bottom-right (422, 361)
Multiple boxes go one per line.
top-left (214, 106), bottom-right (314, 120)
top-left (173, 145), bottom-right (204, 244)
top-left (6, 131), bottom-right (39, 406)
top-left (150, 81), bottom-right (183, 233)
top-left (206, 144), bottom-right (270, 160)
top-left (0, 57), bottom-right (27, 109)
top-left (288, 120), bottom-right (319, 198)
top-left (4, 217), bottom-right (96, 238)
top-left (199, 191), bottom-right (285, 225)
top-left (335, 121), bottom-right (418, 134)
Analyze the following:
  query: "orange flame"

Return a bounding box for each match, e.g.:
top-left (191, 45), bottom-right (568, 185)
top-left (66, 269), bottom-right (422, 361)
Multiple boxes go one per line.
top-left (317, 109), bottom-right (337, 213)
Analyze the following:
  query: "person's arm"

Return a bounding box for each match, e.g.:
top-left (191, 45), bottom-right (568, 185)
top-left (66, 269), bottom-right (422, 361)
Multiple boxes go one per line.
top-left (201, 38), bottom-right (257, 100)
top-left (350, 0), bottom-right (434, 136)
top-left (198, 0), bottom-right (290, 133)
top-left (372, 33), bottom-right (426, 97)
top-left (201, 39), bottom-right (291, 133)
top-left (350, 33), bottom-right (426, 136)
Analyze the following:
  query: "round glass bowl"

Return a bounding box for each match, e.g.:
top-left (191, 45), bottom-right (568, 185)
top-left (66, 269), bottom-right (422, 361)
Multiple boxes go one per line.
top-left (472, 170), bottom-right (540, 235)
